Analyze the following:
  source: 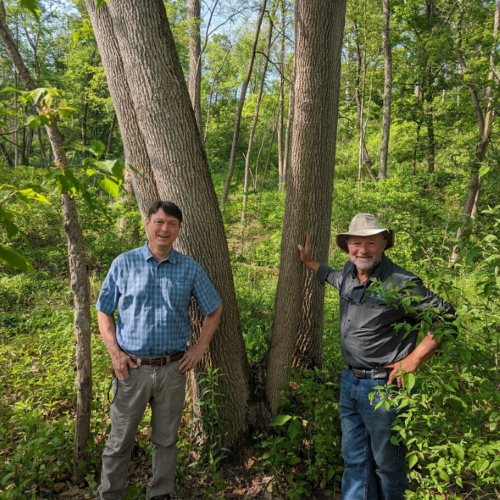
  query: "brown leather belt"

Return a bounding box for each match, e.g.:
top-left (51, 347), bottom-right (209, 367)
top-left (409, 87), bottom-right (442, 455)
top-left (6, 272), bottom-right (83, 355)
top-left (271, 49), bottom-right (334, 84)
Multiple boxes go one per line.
top-left (130, 352), bottom-right (185, 366)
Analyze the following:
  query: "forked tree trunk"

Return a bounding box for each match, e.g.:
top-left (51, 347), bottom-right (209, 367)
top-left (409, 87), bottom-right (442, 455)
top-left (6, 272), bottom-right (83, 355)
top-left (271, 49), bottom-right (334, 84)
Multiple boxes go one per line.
top-left (293, 0), bottom-right (347, 370)
top-left (242, 14), bottom-right (274, 223)
top-left (188, 0), bottom-right (203, 138)
top-left (0, 2), bottom-right (92, 484)
top-left (266, 0), bottom-right (331, 413)
top-left (220, 0), bottom-right (267, 206)
top-left (89, 0), bottom-right (257, 445)
top-left (378, 0), bottom-right (391, 180)
top-left (86, 0), bottom-right (159, 219)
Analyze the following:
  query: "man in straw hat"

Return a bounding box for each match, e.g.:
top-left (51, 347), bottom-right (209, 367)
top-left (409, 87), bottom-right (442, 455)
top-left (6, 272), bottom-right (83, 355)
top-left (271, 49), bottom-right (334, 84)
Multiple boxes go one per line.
top-left (298, 213), bottom-right (456, 500)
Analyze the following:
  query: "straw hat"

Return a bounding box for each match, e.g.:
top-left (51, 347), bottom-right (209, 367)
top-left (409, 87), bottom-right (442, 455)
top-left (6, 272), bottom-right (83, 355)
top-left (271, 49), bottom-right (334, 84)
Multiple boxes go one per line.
top-left (336, 213), bottom-right (395, 253)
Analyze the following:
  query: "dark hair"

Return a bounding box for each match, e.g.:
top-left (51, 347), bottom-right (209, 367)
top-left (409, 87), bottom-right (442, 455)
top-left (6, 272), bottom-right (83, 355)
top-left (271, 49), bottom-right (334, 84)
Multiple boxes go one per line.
top-left (147, 201), bottom-right (183, 223)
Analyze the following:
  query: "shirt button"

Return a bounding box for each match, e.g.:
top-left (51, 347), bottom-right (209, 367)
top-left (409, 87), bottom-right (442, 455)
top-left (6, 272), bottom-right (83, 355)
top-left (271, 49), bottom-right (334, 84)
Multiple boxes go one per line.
top-left (157, 323), bottom-right (160, 326)
top-left (157, 285), bottom-right (160, 288)
top-left (157, 344), bottom-right (160, 347)
top-left (157, 304), bottom-right (160, 307)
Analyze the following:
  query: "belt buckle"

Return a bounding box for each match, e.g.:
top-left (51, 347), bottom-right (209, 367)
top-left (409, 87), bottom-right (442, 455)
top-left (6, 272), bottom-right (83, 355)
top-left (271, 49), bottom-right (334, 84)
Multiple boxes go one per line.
top-left (136, 358), bottom-right (142, 367)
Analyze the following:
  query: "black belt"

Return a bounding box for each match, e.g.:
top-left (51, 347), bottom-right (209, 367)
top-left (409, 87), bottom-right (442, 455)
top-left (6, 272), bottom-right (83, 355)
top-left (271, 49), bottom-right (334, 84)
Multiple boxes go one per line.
top-left (130, 352), bottom-right (185, 366)
top-left (349, 366), bottom-right (390, 379)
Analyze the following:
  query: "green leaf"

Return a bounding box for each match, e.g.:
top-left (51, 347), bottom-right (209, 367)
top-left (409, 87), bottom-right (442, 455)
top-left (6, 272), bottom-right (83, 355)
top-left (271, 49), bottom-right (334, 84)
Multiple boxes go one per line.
top-left (476, 458), bottom-right (489, 473)
top-left (408, 454), bottom-right (418, 469)
top-left (451, 444), bottom-right (465, 462)
top-left (27, 115), bottom-right (42, 129)
top-left (270, 415), bottom-right (292, 426)
top-left (438, 469), bottom-right (449, 482)
top-left (288, 457), bottom-right (301, 465)
top-left (0, 244), bottom-right (33, 272)
top-left (90, 140), bottom-right (105, 158)
top-left (478, 165), bottom-right (491, 178)
top-left (0, 87), bottom-right (23, 94)
top-left (403, 373), bottom-right (416, 391)
top-left (99, 177), bottom-right (120, 199)
top-left (20, 0), bottom-right (40, 22)
top-left (448, 221), bottom-right (462, 233)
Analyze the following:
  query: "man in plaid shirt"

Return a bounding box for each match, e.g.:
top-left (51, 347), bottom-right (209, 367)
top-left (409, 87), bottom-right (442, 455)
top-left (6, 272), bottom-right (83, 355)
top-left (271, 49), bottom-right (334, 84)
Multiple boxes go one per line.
top-left (95, 201), bottom-right (222, 500)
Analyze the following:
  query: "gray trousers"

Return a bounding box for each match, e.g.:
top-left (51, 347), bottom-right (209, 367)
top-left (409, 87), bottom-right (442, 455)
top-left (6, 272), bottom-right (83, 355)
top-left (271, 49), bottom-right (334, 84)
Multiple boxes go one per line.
top-left (97, 361), bottom-right (186, 500)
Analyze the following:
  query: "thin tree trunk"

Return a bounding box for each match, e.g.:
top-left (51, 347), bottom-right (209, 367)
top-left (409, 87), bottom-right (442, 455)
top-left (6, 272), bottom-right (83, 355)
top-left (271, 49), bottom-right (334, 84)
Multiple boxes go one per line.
top-left (378, 0), bottom-right (391, 180)
top-left (204, 48), bottom-right (231, 143)
top-left (0, 139), bottom-right (13, 167)
top-left (37, 128), bottom-right (49, 169)
top-left (23, 126), bottom-right (33, 165)
top-left (293, 0), bottom-right (347, 370)
top-left (242, 14), bottom-right (274, 223)
top-left (412, 122), bottom-right (421, 175)
top-left (277, 1), bottom-right (285, 189)
top-left (82, 96), bottom-right (88, 160)
top-left (266, 0), bottom-right (329, 413)
top-left (450, 2), bottom-right (498, 263)
top-left (90, 0), bottom-right (257, 444)
top-left (0, 2), bottom-right (92, 484)
top-left (254, 126), bottom-right (269, 202)
top-left (259, 106), bottom-right (277, 202)
top-left (427, 105), bottom-right (435, 174)
top-left (188, 0), bottom-right (203, 139)
top-left (220, 0), bottom-right (267, 207)
top-left (106, 113), bottom-right (116, 157)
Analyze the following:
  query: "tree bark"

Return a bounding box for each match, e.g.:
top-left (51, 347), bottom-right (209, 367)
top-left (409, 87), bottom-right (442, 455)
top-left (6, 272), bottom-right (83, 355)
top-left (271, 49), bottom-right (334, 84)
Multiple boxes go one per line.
top-left (90, 0), bottom-right (256, 445)
top-left (378, 0), bottom-right (391, 180)
top-left (23, 126), bottom-right (33, 165)
top-left (259, 107), bottom-right (277, 201)
top-left (242, 14), bottom-right (274, 223)
top-left (0, 139), bottom-right (13, 167)
top-left (266, 0), bottom-right (329, 413)
top-left (37, 128), bottom-right (49, 169)
top-left (412, 121), bottom-right (421, 175)
top-left (0, 2), bottom-right (92, 484)
top-left (293, 0), bottom-right (347, 370)
top-left (86, 0), bottom-right (160, 220)
top-left (220, 0), bottom-right (267, 207)
top-left (188, 0), bottom-right (203, 139)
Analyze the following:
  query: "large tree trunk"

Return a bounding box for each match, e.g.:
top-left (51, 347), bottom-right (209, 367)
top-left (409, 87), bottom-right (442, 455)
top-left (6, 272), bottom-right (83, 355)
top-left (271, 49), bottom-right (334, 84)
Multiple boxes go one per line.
top-left (0, 2), bottom-right (92, 484)
top-left (220, 0), bottom-right (267, 206)
top-left (277, 1), bottom-right (286, 189)
top-left (293, 0), bottom-right (347, 370)
top-left (242, 14), bottom-right (274, 223)
top-left (188, 0), bottom-right (203, 139)
top-left (266, 0), bottom-right (331, 413)
top-left (378, 0), bottom-right (391, 180)
top-left (89, 0), bottom-right (257, 445)
top-left (86, 0), bottom-right (159, 219)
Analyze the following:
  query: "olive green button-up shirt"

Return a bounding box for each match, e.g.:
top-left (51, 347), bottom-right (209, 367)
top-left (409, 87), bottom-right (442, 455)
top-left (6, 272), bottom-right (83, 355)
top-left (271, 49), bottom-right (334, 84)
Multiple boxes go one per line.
top-left (317, 254), bottom-right (456, 370)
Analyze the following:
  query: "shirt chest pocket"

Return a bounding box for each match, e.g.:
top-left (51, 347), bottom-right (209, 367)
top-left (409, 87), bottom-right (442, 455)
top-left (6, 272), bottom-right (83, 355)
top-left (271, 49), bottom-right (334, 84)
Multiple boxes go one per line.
top-left (161, 278), bottom-right (192, 310)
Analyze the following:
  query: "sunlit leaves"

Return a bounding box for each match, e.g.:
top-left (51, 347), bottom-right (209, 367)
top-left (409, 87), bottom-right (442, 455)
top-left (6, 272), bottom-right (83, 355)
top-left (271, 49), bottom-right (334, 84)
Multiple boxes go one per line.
top-left (0, 244), bottom-right (33, 271)
top-left (19, 0), bottom-right (40, 22)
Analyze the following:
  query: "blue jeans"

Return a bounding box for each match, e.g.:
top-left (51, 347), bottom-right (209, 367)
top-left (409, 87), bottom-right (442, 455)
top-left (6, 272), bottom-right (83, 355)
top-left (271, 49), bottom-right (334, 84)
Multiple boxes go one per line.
top-left (340, 368), bottom-right (406, 500)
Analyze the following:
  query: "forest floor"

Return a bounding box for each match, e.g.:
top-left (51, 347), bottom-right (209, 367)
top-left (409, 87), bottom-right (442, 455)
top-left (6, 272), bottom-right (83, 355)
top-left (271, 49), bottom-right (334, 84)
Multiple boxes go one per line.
top-left (54, 453), bottom-right (343, 499)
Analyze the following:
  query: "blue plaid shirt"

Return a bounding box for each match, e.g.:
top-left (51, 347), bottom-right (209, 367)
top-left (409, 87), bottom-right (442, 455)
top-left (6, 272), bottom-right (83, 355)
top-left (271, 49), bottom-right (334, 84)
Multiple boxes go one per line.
top-left (96, 242), bottom-right (221, 357)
